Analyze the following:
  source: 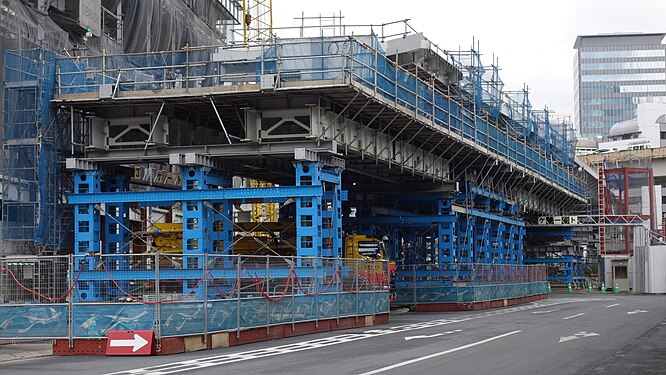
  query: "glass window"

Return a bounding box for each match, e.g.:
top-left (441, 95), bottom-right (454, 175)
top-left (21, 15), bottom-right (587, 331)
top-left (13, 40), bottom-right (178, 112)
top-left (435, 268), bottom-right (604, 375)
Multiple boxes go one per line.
top-left (581, 61), bottom-right (665, 71)
top-left (582, 73), bottom-right (666, 82)
top-left (581, 49), bottom-right (666, 58)
top-left (619, 84), bottom-right (666, 93)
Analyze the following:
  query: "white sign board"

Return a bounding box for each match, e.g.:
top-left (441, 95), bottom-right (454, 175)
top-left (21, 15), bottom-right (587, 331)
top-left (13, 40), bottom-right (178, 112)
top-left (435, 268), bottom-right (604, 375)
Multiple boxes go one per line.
top-left (79, 0), bottom-right (101, 36)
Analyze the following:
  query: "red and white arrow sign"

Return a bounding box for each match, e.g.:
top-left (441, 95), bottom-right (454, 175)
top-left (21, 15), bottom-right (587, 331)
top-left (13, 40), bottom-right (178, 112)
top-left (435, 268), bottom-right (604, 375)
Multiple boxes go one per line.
top-left (106, 330), bottom-right (154, 355)
top-left (110, 334), bottom-right (149, 352)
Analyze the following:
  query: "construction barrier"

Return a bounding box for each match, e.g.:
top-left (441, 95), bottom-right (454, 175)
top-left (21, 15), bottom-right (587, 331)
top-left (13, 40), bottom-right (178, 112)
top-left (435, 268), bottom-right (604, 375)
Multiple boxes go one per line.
top-left (0, 254), bottom-right (389, 341)
top-left (393, 263), bottom-right (548, 307)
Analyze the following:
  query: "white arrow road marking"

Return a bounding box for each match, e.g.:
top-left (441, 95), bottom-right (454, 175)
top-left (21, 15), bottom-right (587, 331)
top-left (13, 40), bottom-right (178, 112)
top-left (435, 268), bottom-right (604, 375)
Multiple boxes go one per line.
top-left (627, 310), bottom-right (649, 315)
top-left (562, 313), bottom-right (586, 320)
top-left (532, 309), bottom-right (560, 314)
top-left (404, 330), bottom-right (463, 341)
top-left (109, 334), bottom-right (149, 352)
top-left (559, 331), bottom-right (599, 343)
top-left (605, 303), bottom-right (619, 308)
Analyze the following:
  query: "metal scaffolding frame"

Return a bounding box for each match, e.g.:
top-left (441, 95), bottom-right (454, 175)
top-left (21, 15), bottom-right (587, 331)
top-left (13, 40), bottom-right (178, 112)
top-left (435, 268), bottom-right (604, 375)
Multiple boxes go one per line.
top-left (2, 49), bottom-right (71, 253)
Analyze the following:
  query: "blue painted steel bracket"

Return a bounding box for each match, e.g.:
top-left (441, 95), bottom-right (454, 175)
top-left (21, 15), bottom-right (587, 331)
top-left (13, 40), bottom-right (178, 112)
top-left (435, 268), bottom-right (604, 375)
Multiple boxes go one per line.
top-left (464, 207), bottom-right (524, 227)
top-left (68, 185), bottom-right (323, 205)
top-left (527, 228), bottom-right (574, 239)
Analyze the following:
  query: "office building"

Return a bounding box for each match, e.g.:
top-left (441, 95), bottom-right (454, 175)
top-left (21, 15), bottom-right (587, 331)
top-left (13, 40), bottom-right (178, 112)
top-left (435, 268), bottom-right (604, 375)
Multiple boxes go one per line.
top-left (574, 33), bottom-right (666, 140)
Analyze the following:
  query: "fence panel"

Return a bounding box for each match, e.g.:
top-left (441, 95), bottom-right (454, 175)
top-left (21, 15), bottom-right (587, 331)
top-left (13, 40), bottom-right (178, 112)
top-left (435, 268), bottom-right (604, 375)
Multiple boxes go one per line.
top-left (0, 253), bottom-right (388, 340)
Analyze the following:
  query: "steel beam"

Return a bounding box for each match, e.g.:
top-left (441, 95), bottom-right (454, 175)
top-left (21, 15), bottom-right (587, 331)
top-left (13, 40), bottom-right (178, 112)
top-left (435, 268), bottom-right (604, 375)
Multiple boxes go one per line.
top-left (82, 140), bottom-right (338, 163)
top-left (68, 185), bottom-right (323, 205)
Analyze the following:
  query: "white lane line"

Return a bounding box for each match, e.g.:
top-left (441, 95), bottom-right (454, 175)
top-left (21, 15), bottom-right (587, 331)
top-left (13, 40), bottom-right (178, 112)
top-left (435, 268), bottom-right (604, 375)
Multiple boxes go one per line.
top-left (532, 309), bottom-right (560, 314)
top-left (357, 330), bottom-right (522, 375)
top-left (562, 313), bottom-right (586, 320)
top-left (605, 303), bottom-right (619, 308)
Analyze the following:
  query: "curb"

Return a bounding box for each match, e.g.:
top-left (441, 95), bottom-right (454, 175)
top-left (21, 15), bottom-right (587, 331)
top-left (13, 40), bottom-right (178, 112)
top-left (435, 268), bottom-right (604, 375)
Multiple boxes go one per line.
top-left (0, 349), bottom-right (52, 363)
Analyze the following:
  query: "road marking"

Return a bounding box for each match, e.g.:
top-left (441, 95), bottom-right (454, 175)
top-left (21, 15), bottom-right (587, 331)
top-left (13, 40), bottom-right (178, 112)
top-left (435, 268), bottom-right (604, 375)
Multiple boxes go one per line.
top-left (358, 330), bottom-right (522, 375)
top-left (559, 331), bottom-right (599, 343)
top-left (562, 313), bottom-right (586, 320)
top-left (627, 310), bottom-right (649, 315)
top-left (103, 299), bottom-right (606, 375)
top-left (605, 303), bottom-right (619, 308)
top-left (532, 309), bottom-right (560, 314)
top-left (404, 330), bottom-right (462, 341)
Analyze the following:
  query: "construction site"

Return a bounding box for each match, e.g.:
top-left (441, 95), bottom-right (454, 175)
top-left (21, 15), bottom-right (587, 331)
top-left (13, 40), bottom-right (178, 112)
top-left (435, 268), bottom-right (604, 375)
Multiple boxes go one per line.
top-left (1, 0), bottom-right (664, 357)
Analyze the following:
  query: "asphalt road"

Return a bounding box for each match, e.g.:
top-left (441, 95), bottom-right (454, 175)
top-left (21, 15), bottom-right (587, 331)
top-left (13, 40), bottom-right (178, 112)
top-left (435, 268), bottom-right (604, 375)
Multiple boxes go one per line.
top-left (5, 294), bottom-right (666, 374)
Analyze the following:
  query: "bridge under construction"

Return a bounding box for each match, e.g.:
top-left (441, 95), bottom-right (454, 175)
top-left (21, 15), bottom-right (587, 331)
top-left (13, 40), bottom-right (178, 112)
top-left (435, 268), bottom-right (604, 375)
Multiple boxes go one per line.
top-left (0, 1), bottom-right (600, 356)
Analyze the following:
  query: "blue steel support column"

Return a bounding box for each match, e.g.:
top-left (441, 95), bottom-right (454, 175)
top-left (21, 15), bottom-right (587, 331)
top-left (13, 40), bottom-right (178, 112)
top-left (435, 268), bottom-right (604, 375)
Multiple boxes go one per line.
top-left (514, 227), bottom-right (525, 264)
top-left (505, 225), bottom-right (518, 264)
top-left (457, 214), bottom-right (474, 264)
top-left (321, 167), bottom-right (343, 258)
top-left (490, 222), bottom-right (505, 264)
top-left (103, 175), bottom-right (130, 300)
top-left (180, 166), bottom-right (214, 297)
top-left (437, 200), bottom-right (455, 264)
top-left (294, 162), bottom-right (323, 262)
top-left (475, 218), bottom-right (490, 263)
top-left (209, 175), bottom-right (233, 259)
top-left (73, 170), bottom-right (102, 302)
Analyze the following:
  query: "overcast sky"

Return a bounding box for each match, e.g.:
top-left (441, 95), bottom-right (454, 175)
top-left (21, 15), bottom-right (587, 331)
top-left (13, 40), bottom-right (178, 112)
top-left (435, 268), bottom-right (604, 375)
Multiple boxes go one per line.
top-left (273, 0), bottom-right (666, 118)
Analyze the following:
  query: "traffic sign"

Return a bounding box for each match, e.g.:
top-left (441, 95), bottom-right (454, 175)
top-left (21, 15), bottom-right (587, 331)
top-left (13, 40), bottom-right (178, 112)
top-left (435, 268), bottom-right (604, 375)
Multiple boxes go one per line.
top-left (106, 330), bottom-right (154, 355)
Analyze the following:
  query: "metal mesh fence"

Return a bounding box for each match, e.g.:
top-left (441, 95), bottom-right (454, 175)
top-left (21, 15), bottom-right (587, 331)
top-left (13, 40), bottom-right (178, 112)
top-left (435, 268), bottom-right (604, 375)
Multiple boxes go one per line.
top-left (0, 253), bottom-right (389, 339)
top-left (0, 255), bottom-right (70, 303)
top-left (393, 263), bottom-right (548, 305)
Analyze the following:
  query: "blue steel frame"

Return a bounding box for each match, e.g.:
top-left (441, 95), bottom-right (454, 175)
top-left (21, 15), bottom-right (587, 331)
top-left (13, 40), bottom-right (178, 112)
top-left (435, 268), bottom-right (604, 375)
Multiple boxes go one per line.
top-left (73, 170), bottom-right (102, 301)
top-left (69, 162), bottom-right (344, 300)
top-left (103, 175), bottom-right (130, 299)
top-left (347, 187), bottom-right (526, 284)
top-left (293, 161), bottom-right (343, 264)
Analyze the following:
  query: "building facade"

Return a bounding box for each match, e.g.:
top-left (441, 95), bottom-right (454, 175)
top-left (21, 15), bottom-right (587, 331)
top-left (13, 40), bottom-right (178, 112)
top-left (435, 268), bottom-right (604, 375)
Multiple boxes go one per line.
top-left (598, 102), bottom-right (666, 151)
top-left (574, 33), bottom-right (666, 140)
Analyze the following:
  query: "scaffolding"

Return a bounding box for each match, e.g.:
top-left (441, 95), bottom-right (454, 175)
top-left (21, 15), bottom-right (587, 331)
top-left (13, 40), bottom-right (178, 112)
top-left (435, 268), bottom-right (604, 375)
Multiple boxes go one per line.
top-left (2, 49), bottom-right (70, 252)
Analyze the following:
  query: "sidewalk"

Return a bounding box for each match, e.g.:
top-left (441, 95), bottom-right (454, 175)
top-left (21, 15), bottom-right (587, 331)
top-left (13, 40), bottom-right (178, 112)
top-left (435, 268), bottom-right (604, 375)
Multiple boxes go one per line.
top-left (0, 340), bottom-right (52, 363)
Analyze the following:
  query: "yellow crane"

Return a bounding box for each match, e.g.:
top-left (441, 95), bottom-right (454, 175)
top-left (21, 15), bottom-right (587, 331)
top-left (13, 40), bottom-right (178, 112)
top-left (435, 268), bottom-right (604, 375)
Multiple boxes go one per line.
top-left (242, 0), bottom-right (274, 44)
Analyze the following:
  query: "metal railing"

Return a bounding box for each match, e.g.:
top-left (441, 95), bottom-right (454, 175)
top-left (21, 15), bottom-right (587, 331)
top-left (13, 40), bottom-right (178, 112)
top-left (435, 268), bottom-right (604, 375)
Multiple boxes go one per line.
top-left (393, 263), bottom-right (548, 305)
top-left (0, 253), bottom-right (389, 341)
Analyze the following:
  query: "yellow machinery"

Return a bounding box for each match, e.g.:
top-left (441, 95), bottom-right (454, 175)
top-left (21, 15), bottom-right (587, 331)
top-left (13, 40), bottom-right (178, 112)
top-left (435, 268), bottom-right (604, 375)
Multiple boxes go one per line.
top-left (150, 223), bottom-right (183, 254)
top-left (343, 235), bottom-right (388, 261)
top-left (149, 225), bottom-right (386, 262)
top-left (344, 234), bottom-right (396, 302)
top-left (249, 179), bottom-right (278, 223)
top-left (148, 221), bottom-right (296, 257)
